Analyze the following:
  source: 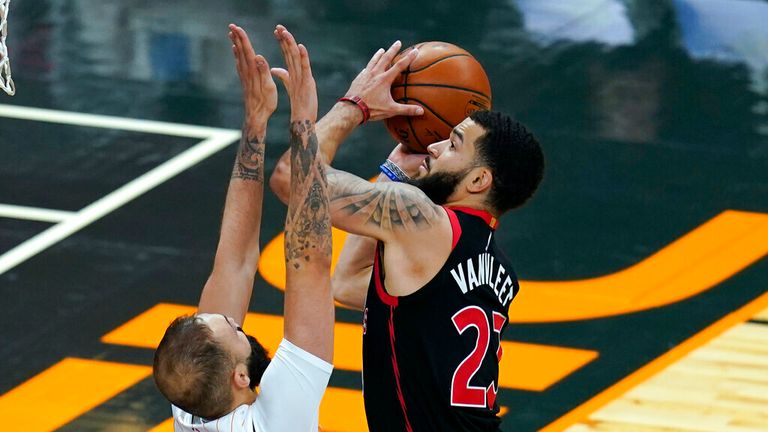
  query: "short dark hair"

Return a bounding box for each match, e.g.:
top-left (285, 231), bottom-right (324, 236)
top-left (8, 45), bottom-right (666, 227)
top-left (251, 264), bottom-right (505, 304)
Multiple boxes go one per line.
top-left (469, 110), bottom-right (544, 213)
top-left (153, 315), bottom-right (234, 419)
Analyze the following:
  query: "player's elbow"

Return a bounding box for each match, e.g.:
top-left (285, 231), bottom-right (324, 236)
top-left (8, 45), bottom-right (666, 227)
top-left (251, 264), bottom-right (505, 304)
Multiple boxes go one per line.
top-left (269, 159), bottom-right (290, 205)
top-left (331, 273), bottom-right (366, 311)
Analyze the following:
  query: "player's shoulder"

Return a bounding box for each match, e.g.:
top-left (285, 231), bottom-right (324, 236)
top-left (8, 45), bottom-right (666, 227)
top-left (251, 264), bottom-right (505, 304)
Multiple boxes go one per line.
top-left (381, 181), bottom-right (446, 215)
top-left (270, 338), bottom-right (334, 373)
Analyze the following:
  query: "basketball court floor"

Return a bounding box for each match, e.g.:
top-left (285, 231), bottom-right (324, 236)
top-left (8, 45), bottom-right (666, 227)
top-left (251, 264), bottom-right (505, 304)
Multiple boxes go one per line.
top-left (0, 1), bottom-right (766, 431)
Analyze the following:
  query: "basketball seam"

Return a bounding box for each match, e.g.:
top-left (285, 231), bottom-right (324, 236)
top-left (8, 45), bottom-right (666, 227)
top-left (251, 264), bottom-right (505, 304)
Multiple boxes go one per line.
top-left (403, 54), bottom-right (471, 74)
top-left (395, 97), bottom-right (454, 131)
top-left (402, 67), bottom-right (424, 151)
top-left (390, 83), bottom-right (491, 101)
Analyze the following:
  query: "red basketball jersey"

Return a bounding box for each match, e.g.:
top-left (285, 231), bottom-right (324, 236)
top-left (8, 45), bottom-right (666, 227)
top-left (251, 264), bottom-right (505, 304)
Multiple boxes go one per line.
top-left (362, 207), bottom-right (518, 431)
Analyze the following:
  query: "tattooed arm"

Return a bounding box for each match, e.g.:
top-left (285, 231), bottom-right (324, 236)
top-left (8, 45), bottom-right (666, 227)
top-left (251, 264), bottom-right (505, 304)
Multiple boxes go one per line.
top-left (269, 102), bottom-right (360, 204)
top-left (268, 40), bottom-right (422, 204)
top-left (197, 25), bottom-right (276, 325)
top-left (327, 167), bottom-right (447, 241)
top-left (327, 166), bottom-right (454, 298)
top-left (331, 145), bottom-right (427, 309)
top-left (273, 26), bottom-right (334, 362)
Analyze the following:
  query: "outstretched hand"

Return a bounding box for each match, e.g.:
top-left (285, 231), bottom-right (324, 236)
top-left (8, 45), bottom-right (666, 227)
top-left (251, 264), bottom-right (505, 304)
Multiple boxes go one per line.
top-left (271, 25), bottom-right (318, 123)
top-left (228, 24), bottom-right (277, 128)
top-left (344, 41), bottom-right (424, 121)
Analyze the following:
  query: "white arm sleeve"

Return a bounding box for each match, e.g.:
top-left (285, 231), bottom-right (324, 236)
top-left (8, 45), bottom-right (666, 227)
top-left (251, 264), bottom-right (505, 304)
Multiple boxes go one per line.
top-left (252, 338), bottom-right (333, 431)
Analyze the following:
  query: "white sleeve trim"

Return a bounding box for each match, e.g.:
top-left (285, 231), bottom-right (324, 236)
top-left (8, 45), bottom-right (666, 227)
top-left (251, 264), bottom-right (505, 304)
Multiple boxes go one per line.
top-left (279, 338), bottom-right (334, 373)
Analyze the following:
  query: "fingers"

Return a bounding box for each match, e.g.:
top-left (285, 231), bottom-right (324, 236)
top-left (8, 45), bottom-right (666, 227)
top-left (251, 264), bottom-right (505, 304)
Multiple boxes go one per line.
top-left (255, 54), bottom-right (273, 86)
top-left (395, 102), bottom-right (424, 117)
top-left (385, 47), bottom-right (419, 80)
top-left (230, 25), bottom-right (249, 64)
top-left (275, 26), bottom-right (300, 76)
top-left (229, 24), bottom-right (255, 80)
top-left (236, 25), bottom-right (257, 61)
top-left (284, 30), bottom-right (301, 75)
top-left (274, 25), bottom-right (314, 89)
top-left (373, 40), bottom-right (402, 72)
top-left (235, 27), bottom-right (260, 77)
top-left (229, 29), bottom-right (246, 80)
top-left (394, 143), bottom-right (407, 153)
top-left (274, 23), bottom-right (287, 39)
top-left (298, 43), bottom-right (312, 80)
top-left (366, 48), bottom-right (385, 71)
top-left (271, 67), bottom-right (290, 89)
top-left (274, 26), bottom-right (292, 72)
top-left (230, 40), bottom-right (242, 77)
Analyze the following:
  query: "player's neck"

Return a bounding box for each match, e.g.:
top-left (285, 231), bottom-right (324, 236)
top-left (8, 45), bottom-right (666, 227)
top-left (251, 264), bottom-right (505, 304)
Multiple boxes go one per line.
top-left (230, 387), bottom-right (257, 410)
top-left (445, 195), bottom-right (497, 218)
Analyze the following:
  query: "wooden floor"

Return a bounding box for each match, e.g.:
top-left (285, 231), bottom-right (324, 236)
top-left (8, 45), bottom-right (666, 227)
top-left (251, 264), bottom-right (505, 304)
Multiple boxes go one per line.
top-left (564, 307), bottom-right (768, 432)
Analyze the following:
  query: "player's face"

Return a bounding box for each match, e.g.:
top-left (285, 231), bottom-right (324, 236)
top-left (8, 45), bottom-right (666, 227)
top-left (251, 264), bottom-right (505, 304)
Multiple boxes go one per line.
top-left (197, 313), bottom-right (251, 363)
top-left (408, 118), bottom-right (486, 204)
top-left (197, 313), bottom-right (268, 390)
top-left (417, 118), bottom-right (485, 179)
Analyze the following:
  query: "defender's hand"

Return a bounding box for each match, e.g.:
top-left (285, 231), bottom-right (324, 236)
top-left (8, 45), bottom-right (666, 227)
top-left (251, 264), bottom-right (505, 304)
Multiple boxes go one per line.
top-left (271, 25), bottom-right (318, 123)
top-left (229, 24), bottom-right (277, 128)
top-left (344, 41), bottom-right (424, 122)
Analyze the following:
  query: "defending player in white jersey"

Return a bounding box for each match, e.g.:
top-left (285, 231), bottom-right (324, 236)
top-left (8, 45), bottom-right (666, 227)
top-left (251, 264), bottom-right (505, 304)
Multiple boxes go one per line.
top-left (152, 24), bottom-right (335, 431)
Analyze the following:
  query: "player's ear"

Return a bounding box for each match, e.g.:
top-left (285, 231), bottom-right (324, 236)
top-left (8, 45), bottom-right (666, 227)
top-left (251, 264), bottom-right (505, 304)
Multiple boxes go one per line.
top-left (467, 166), bottom-right (492, 194)
top-left (232, 363), bottom-right (251, 389)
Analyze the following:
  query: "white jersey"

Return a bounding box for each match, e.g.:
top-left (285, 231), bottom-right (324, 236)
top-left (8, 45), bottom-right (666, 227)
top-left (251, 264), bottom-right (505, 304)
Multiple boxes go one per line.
top-left (171, 339), bottom-right (333, 432)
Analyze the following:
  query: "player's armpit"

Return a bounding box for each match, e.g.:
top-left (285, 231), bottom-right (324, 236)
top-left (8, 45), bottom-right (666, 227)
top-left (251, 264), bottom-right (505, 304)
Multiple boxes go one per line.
top-left (326, 166), bottom-right (447, 242)
top-left (332, 233), bottom-right (376, 310)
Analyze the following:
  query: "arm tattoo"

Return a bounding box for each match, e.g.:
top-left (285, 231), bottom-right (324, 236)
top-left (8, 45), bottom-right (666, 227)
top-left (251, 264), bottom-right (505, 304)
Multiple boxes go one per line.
top-left (328, 169), bottom-right (442, 232)
top-left (285, 120), bottom-right (332, 269)
top-left (231, 125), bottom-right (265, 182)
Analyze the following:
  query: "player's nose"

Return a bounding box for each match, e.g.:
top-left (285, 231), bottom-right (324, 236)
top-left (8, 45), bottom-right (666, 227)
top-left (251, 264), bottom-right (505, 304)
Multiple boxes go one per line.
top-left (426, 140), bottom-right (444, 157)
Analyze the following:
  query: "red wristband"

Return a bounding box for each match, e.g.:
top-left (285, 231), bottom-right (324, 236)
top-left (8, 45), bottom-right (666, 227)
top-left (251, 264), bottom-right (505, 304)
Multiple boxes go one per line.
top-left (338, 96), bottom-right (370, 125)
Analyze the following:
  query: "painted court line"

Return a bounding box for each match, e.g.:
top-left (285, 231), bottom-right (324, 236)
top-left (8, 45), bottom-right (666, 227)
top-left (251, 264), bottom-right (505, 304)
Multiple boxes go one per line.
top-left (541, 290), bottom-right (768, 432)
top-left (0, 358), bottom-right (152, 431)
top-left (0, 104), bottom-right (236, 138)
top-left (0, 131), bottom-right (241, 276)
top-left (0, 204), bottom-right (75, 223)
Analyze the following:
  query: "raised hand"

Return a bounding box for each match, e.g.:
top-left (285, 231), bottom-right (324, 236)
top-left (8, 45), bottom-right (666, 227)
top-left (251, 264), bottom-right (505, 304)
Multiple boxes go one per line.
top-left (271, 25), bottom-right (318, 124)
top-left (273, 26), bottom-right (335, 364)
top-left (228, 24), bottom-right (278, 129)
top-left (344, 41), bottom-right (424, 121)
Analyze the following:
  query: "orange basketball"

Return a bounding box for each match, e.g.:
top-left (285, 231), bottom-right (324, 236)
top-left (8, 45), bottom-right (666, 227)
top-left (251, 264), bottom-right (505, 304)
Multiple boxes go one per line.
top-left (385, 42), bottom-right (492, 153)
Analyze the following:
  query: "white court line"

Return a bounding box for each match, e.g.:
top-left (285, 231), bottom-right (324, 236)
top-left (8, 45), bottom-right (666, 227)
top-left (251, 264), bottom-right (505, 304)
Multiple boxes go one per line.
top-left (0, 131), bottom-right (241, 276)
top-left (0, 104), bottom-right (236, 138)
top-left (0, 204), bottom-right (75, 223)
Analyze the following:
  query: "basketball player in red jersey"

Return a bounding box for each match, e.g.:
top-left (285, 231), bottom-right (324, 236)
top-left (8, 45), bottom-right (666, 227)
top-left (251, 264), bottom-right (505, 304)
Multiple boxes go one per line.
top-left (270, 26), bottom-right (544, 431)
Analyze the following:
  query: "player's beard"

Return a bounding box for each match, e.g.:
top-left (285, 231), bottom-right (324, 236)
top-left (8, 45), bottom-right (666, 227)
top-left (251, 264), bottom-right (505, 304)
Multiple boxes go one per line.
top-left (245, 334), bottom-right (270, 390)
top-left (407, 168), bottom-right (470, 205)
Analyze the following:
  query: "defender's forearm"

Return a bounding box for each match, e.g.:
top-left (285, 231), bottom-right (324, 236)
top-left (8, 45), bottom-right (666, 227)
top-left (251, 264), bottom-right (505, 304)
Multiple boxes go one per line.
top-left (270, 102), bottom-right (362, 204)
top-left (198, 122), bottom-right (266, 324)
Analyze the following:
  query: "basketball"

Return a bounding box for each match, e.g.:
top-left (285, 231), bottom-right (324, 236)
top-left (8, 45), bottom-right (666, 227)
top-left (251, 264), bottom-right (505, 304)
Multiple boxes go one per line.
top-left (385, 41), bottom-right (492, 153)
